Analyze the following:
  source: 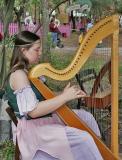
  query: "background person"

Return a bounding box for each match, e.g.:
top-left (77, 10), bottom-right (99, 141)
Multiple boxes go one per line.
top-left (49, 18), bottom-right (61, 48)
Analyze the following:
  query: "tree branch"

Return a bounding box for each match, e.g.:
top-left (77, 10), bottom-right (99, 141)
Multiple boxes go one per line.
top-left (49, 0), bottom-right (70, 17)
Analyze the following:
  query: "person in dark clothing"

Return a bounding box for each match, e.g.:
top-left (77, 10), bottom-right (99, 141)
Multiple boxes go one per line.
top-left (0, 32), bottom-right (3, 41)
top-left (49, 18), bottom-right (63, 48)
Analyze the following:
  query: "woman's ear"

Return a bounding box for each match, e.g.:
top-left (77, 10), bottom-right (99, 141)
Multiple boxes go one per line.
top-left (21, 48), bottom-right (27, 55)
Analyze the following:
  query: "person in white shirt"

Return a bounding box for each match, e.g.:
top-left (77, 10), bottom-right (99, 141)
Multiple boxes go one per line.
top-left (24, 12), bottom-right (35, 27)
top-left (86, 18), bottom-right (93, 32)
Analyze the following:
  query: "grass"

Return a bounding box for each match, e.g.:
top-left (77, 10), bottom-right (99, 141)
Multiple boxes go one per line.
top-left (50, 52), bottom-right (74, 69)
top-left (47, 51), bottom-right (114, 91)
top-left (0, 140), bottom-right (15, 160)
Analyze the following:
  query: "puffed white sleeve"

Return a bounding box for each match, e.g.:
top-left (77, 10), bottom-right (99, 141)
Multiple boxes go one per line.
top-left (14, 85), bottom-right (39, 116)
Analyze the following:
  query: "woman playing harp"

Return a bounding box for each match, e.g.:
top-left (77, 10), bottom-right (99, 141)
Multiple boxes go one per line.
top-left (5, 31), bottom-right (102, 160)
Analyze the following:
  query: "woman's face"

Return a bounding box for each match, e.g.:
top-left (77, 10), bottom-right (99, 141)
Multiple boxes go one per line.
top-left (23, 40), bottom-right (41, 64)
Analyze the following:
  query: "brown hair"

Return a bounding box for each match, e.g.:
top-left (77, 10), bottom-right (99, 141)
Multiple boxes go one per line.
top-left (10, 30), bottom-right (40, 71)
top-left (1, 31), bottom-right (40, 89)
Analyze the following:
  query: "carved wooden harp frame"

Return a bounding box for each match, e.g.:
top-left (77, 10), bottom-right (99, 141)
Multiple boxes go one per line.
top-left (29, 15), bottom-right (119, 160)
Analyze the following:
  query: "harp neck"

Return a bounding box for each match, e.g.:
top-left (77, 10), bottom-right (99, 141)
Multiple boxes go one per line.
top-left (29, 15), bottom-right (119, 81)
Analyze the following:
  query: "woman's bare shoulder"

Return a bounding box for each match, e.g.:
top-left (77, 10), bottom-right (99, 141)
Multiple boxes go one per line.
top-left (10, 69), bottom-right (30, 90)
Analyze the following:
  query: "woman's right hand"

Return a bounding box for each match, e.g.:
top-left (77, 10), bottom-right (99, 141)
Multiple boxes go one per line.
top-left (62, 83), bottom-right (86, 102)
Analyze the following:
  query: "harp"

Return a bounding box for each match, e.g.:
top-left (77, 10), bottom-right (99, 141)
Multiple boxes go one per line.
top-left (80, 60), bottom-right (111, 109)
top-left (29, 15), bottom-right (119, 159)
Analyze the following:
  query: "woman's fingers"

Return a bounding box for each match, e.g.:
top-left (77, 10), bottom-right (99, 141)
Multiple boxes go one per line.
top-left (75, 90), bottom-right (86, 97)
top-left (77, 94), bottom-right (84, 98)
top-left (72, 85), bottom-right (85, 92)
top-left (63, 84), bottom-right (87, 100)
top-left (64, 82), bottom-right (71, 90)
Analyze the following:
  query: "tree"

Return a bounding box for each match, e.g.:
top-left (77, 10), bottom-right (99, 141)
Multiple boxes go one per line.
top-left (0, 0), bottom-right (15, 143)
top-left (41, 0), bottom-right (50, 62)
top-left (0, 0), bottom-right (15, 87)
top-left (90, 0), bottom-right (115, 21)
top-left (49, 0), bottom-right (70, 17)
top-left (40, 0), bottom-right (70, 62)
top-left (14, 0), bottom-right (28, 31)
top-left (113, 0), bottom-right (122, 14)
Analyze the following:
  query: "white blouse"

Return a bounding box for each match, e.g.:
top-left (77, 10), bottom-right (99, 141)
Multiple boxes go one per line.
top-left (14, 85), bottom-right (39, 116)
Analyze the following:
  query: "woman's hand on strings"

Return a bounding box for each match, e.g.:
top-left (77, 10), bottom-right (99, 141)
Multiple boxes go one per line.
top-left (62, 83), bottom-right (86, 101)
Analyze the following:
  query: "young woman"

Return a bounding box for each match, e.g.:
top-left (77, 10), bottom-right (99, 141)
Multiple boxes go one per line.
top-left (6, 31), bottom-right (103, 160)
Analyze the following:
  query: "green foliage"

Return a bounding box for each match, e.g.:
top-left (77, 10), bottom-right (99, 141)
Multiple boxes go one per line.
top-left (45, 52), bottom-right (74, 91)
top-left (116, 0), bottom-right (122, 13)
top-left (0, 0), bottom-right (4, 8)
top-left (119, 64), bottom-right (122, 75)
top-left (0, 140), bottom-right (15, 160)
top-left (0, 36), bottom-right (15, 48)
top-left (50, 52), bottom-right (74, 69)
top-left (30, 0), bottom-right (40, 4)
top-left (14, 0), bottom-right (26, 7)
top-left (51, 0), bottom-right (64, 6)
top-left (0, 89), bottom-right (5, 99)
top-left (76, 0), bottom-right (92, 7)
top-left (90, 0), bottom-right (116, 19)
top-left (47, 32), bottom-right (52, 48)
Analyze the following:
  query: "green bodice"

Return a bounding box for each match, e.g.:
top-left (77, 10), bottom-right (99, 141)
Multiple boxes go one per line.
top-left (5, 82), bottom-right (51, 119)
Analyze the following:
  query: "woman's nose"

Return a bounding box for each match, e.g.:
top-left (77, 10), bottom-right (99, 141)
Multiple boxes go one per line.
top-left (38, 50), bottom-right (41, 55)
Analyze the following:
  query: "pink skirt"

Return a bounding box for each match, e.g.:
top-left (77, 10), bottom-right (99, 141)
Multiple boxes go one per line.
top-left (15, 109), bottom-right (102, 160)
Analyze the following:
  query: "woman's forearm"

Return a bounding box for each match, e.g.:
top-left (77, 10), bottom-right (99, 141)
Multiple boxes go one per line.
top-left (28, 84), bottom-right (86, 118)
top-left (28, 93), bottom-right (67, 118)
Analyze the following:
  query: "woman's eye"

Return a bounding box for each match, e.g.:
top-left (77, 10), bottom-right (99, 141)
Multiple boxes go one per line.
top-left (34, 49), bottom-right (40, 52)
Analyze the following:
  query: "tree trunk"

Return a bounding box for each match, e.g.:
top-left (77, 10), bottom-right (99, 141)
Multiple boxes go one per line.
top-left (34, 3), bottom-right (37, 24)
top-left (0, 0), bottom-right (15, 87)
top-left (4, 0), bottom-right (15, 37)
top-left (41, 0), bottom-right (50, 62)
top-left (14, 0), bottom-right (27, 31)
top-left (71, 10), bottom-right (76, 31)
top-left (0, 0), bottom-right (15, 143)
top-left (49, 0), bottom-right (69, 17)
